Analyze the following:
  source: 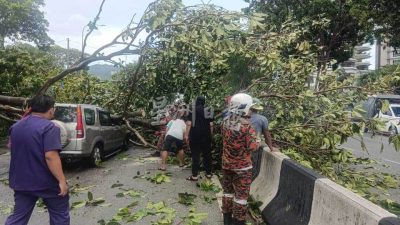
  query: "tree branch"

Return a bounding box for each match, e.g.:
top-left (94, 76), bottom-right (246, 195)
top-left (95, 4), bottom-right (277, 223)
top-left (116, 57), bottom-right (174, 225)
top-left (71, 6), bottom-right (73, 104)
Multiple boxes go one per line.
top-left (37, 48), bottom-right (140, 94)
top-left (81, 0), bottom-right (106, 58)
top-left (0, 104), bottom-right (23, 114)
top-left (0, 113), bottom-right (17, 123)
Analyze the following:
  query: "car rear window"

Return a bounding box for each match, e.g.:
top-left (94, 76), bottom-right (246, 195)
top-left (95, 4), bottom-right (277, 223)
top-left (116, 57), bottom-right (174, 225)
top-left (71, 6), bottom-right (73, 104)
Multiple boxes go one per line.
top-left (54, 106), bottom-right (77, 123)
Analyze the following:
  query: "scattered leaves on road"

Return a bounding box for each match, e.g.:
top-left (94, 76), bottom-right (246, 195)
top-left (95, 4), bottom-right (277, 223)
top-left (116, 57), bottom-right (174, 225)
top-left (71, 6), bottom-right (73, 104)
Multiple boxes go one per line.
top-left (0, 205), bottom-right (13, 215)
top-left (196, 180), bottom-right (221, 193)
top-left (0, 178), bottom-right (9, 186)
top-left (69, 184), bottom-right (95, 196)
top-left (147, 173), bottom-right (171, 184)
top-left (181, 207), bottom-right (208, 225)
top-left (111, 183), bottom-right (124, 188)
top-left (203, 196), bottom-right (217, 204)
top-left (70, 192), bottom-right (107, 210)
top-left (178, 193), bottom-right (197, 206)
top-left (115, 188), bottom-right (141, 198)
top-left (100, 201), bottom-right (176, 224)
top-left (117, 153), bottom-right (132, 160)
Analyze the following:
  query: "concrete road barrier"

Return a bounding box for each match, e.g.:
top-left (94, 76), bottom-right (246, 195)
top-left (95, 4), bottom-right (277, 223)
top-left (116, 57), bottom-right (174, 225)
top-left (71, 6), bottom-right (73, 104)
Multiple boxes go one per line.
top-left (250, 148), bottom-right (400, 225)
top-left (250, 148), bottom-right (288, 210)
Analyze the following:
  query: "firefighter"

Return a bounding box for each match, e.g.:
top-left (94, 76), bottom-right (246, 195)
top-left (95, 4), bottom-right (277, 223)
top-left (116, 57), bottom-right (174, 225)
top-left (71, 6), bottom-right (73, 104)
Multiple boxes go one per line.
top-left (221, 93), bottom-right (259, 225)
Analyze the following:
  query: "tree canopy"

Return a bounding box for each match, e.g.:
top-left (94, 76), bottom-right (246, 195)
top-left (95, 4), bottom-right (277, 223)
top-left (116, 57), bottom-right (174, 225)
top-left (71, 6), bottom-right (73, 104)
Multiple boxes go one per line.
top-left (0, 0), bottom-right (53, 49)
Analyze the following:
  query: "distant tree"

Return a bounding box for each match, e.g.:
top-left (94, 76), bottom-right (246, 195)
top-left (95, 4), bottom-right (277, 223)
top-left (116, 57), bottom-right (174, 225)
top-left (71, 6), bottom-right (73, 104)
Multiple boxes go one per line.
top-left (243, 0), bottom-right (374, 89)
top-left (368, 0), bottom-right (400, 49)
top-left (0, 0), bottom-right (53, 49)
top-left (358, 65), bottom-right (400, 95)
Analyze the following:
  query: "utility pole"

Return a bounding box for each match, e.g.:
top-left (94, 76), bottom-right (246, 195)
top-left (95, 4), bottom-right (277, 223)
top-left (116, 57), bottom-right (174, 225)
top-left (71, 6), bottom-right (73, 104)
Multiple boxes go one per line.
top-left (66, 38), bottom-right (70, 68)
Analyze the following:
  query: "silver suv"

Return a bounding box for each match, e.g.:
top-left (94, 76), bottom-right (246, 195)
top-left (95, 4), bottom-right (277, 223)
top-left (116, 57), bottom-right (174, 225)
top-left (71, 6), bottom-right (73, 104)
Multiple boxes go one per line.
top-left (52, 103), bottom-right (128, 166)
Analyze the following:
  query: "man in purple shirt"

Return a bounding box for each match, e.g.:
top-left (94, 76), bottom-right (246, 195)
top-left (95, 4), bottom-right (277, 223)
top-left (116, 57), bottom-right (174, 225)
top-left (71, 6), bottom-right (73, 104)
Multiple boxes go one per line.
top-left (5, 95), bottom-right (70, 225)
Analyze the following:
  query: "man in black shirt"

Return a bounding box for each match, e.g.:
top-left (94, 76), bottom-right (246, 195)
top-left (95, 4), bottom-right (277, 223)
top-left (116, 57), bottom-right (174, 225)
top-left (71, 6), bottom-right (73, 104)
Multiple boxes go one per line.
top-left (185, 96), bottom-right (213, 181)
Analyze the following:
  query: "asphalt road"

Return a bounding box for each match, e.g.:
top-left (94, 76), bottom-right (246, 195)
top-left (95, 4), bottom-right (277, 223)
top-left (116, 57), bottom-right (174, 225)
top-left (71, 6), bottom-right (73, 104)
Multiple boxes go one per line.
top-left (341, 133), bottom-right (400, 204)
top-left (0, 147), bottom-right (223, 225)
top-left (342, 133), bottom-right (400, 176)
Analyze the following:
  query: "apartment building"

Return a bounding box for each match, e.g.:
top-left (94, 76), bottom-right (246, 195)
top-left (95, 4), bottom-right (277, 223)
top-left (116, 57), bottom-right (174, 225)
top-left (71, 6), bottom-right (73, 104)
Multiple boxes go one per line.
top-left (376, 42), bottom-right (400, 68)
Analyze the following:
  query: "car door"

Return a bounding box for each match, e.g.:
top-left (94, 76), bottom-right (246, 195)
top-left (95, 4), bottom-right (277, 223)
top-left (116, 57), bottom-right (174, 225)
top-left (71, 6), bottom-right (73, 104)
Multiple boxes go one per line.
top-left (84, 107), bottom-right (99, 150)
top-left (98, 110), bottom-right (114, 152)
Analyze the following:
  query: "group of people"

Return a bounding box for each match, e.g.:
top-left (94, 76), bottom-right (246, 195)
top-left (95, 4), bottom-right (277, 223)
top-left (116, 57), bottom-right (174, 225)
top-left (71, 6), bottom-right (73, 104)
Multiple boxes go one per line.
top-left (156, 93), bottom-right (276, 225)
top-left (157, 96), bottom-right (214, 182)
top-left (4, 93), bottom-right (276, 225)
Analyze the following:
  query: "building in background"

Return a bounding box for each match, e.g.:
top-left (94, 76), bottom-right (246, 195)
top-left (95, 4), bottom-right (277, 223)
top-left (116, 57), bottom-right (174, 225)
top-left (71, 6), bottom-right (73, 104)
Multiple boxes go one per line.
top-left (376, 42), bottom-right (400, 69)
top-left (338, 44), bottom-right (371, 76)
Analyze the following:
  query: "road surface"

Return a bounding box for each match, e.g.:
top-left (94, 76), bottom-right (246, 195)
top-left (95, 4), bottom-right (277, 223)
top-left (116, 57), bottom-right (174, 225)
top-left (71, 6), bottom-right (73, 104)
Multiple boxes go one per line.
top-left (342, 133), bottom-right (400, 204)
top-left (0, 147), bottom-right (223, 224)
top-left (342, 133), bottom-right (400, 176)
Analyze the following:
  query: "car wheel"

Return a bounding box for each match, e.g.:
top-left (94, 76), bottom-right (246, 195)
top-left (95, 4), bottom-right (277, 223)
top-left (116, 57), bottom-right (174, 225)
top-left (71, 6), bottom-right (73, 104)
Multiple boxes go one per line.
top-left (389, 126), bottom-right (398, 135)
top-left (89, 144), bottom-right (103, 167)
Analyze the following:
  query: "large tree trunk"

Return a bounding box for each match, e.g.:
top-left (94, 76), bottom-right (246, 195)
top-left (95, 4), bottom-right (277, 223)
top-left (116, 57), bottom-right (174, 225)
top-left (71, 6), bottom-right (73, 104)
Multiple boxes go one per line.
top-left (0, 95), bottom-right (29, 107)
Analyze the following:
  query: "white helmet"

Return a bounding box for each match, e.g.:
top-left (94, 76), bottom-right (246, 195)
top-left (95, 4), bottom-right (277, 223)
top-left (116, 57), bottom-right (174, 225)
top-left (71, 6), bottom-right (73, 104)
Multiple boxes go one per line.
top-left (228, 93), bottom-right (253, 116)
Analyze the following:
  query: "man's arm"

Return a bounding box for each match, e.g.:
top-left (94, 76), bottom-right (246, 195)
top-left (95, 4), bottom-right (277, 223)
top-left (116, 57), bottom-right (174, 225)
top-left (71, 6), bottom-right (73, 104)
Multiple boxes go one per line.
top-left (263, 130), bottom-right (278, 152)
top-left (45, 151), bottom-right (68, 196)
top-left (210, 122), bottom-right (214, 136)
top-left (185, 121), bottom-right (192, 143)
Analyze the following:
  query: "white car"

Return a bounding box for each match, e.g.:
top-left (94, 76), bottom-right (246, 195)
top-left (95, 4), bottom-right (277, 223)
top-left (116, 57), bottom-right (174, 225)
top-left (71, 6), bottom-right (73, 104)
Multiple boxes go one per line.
top-left (378, 104), bottom-right (400, 135)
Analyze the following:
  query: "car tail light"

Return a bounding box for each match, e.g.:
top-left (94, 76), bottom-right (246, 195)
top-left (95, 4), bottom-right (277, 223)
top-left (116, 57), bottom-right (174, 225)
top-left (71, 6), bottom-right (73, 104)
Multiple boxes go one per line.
top-left (76, 106), bottom-right (84, 138)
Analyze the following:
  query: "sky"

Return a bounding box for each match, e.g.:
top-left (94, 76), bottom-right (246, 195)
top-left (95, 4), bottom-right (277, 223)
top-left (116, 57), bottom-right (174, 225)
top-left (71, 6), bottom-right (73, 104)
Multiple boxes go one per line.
top-left (42, 0), bottom-right (375, 69)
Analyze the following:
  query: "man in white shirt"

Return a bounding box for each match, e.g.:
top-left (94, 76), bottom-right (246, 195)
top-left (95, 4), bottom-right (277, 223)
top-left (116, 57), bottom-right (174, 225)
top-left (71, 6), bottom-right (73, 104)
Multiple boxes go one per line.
top-left (159, 110), bottom-right (186, 171)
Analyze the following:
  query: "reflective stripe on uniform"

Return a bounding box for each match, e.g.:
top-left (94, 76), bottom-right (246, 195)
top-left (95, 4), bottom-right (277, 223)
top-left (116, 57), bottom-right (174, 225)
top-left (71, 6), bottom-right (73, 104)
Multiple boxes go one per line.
top-left (233, 198), bottom-right (248, 205)
top-left (223, 193), bottom-right (234, 198)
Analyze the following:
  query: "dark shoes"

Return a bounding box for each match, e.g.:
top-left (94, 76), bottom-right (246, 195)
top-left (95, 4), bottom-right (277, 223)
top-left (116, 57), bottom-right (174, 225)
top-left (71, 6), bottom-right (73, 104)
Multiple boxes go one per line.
top-left (186, 175), bottom-right (199, 181)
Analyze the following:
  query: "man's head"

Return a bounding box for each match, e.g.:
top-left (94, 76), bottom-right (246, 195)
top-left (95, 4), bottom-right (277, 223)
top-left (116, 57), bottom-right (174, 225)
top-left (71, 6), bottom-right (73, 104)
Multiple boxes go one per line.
top-left (28, 95), bottom-right (56, 119)
top-left (195, 96), bottom-right (206, 106)
top-left (229, 93), bottom-right (253, 117)
top-left (250, 98), bottom-right (263, 114)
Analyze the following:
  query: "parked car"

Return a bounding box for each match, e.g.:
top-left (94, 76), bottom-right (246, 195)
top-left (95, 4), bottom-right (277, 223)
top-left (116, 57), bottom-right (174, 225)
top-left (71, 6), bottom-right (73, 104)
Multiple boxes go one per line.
top-left (378, 104), bottom-right (400, 135)
top-left (52, 103), bottom-right (128, 166)
top-left (362, 94), bottom-right (400, 135)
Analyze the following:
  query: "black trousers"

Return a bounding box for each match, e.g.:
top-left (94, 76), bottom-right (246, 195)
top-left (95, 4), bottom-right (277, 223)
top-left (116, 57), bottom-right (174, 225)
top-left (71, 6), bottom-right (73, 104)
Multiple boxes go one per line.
top-left (190, 141), bottom-right (212, 176)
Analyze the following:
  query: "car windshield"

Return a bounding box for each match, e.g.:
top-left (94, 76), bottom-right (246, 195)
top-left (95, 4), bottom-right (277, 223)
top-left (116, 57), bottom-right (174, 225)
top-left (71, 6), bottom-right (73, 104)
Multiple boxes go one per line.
top-left (392, 106), bottom-right (400, 117)
top-left (54, 106), bottom-right (77, 123)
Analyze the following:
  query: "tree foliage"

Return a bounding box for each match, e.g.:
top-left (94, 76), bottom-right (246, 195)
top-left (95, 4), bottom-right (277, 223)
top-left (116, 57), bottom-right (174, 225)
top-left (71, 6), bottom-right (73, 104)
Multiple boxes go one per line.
top-left (0, 0), bottom-right (53, 49)
top-left (367, 0), bottom-right (400, 48)
top-left (243, 0), bottom-right (374, 68)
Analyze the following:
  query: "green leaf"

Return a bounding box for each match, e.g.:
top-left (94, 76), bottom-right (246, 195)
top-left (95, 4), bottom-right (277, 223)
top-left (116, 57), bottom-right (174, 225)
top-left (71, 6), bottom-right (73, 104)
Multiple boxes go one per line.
top-left (116, 193), bottom-right (125, 198)
top-left (70, 201), bottom-right (86, 210)
top-left (111, 183), bottom-right (124, 188)
top-left (203, 196), bottom-right (217, 204)
top-left (88, 191), bottom-right (94, 201)
top-left (126, 201), bottom-right (139, 208)
top-left (127, 209), bottom-right (148, 222)
top-left (197, 180), bottom-right (221, 193)
top-left (178, 193), bottom-right (197, 205)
